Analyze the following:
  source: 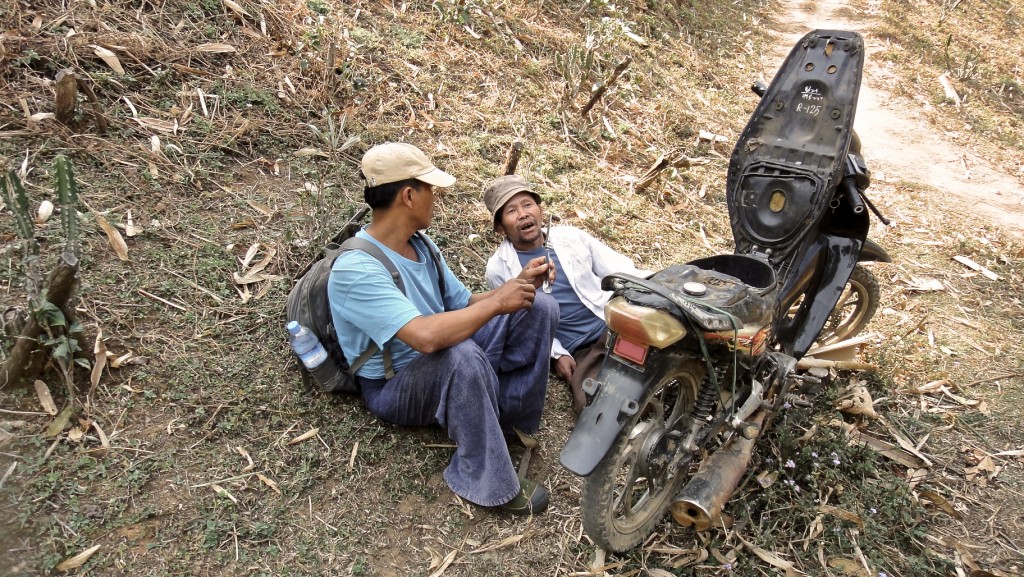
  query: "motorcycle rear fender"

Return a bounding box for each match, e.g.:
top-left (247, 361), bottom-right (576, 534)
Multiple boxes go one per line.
top-left (858, 238), bottom-right (892, 263)
top-left (559, 361), bottom-right (649, 477)
top-left (786, 234), bottom-right (863, 357)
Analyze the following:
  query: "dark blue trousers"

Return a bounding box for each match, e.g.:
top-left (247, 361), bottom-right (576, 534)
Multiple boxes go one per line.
top-left (359, 293), bottom-right (558, 507)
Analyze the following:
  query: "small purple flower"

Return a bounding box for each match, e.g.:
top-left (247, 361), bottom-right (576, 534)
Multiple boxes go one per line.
top-left (783, 401), bottom-right (792, 409)
top-left (811, 451), bottom-right (818, 458)
top-left (879, 573), bottom-right (888, 577)
top-left (723, 562), bottom-right (733, 571)
top-left (831, 451), bottom-right (841, 465)
top-left (870, 508), bottom-right (877, 515)
top-left (785, 459), bottom-right (796, 468)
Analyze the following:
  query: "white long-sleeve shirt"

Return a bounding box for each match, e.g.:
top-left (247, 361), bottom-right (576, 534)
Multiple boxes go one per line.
top-left (485, 225), bottom-right (653, 359)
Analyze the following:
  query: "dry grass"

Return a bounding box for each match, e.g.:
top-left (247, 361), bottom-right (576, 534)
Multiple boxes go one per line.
top-left (0, 0), bottom-right (1022, 576)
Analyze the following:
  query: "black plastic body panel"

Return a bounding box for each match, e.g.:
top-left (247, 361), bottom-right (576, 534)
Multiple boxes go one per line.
top-left (727, 30), bottom-right (864, 265)
top-left (559, 352), bottom-right (653, 476)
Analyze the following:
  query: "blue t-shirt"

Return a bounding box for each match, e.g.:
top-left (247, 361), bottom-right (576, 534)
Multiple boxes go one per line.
top-left (327, 230), bottom-right (471, 379)
top-left (517, 246), bottom-right (604, 353)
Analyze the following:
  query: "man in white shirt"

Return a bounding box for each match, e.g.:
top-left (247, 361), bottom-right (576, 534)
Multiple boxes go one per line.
top-left (483, 175), bottom-right (652, 417)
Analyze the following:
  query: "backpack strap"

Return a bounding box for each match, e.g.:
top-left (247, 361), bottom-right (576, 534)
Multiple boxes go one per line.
top-left (338, 233), bottom-right (449, 379)
top-left (339, 237), bottom-right (404, 293)
top-left (338, 236), bottom-right (401, 379)
top-left (412, 231), bottom-right (448, 306)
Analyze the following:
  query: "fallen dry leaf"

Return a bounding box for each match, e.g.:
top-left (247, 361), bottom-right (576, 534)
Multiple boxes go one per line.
top-left (287, 428), bottom-right (320, 445)
top-left (107, 350), bottom-right (136, 368)
top-left (818, 505), bottom-right (865, 529)
top-left (236, 446), bottom-right (254, 472)
top-left (993, 449), bottom-right (1024, 458)
top-left (757, 469), bottom-right (779, 488)
top-left (133, 117), bottom-right (178, 133)
top-left (125, 210), bottom-right (138, 237)
top-left (90, 329), bottom-right (107, 393)
top-left (212, 483), bottom-right (238, 503)
top-left (468, 533), bottom-right (524, 554)
top-left (803, 514), bottom-right (825, 551)
top-left (68, 426), bottom-right (84, 442)
top-left (33, 380), bottom-right (57, 415)
top-left (905, 277), bottom-right (945, 292)
top-left (222, 0), bottom-right (251, 18)
top-left (95, 214), bottom-right (129, 261)
top-left (91, 45), bottom-right (125, 75)
top-left (196, 42), bottom-right (236, 53)
top-left (908, 379), bottom-right (949, 394)
top-left (292, 147), bottom-right (327, 158)
top-left (256, 473), bottom-right (281, 495)
top-left (427, 549), bottom-right (457, 577)
top-left (44, 405), bottom-right (74, 438)
top-left (938, 73), bottom-right (960, 105)
top-left (953, 255), bottom-right (1000, 280)
top-left (738, 535), bottom-right (805, 576)
top-left (55, 544), bottom-right (101, 571)
top-left (88, 421), bottom-right (110, 457)
top-left (918, 489), bottom-right (963, 520)
top-left (965, 455), bottom-right (998, 483)
top-left (232, 272), bottom-right (283, 285)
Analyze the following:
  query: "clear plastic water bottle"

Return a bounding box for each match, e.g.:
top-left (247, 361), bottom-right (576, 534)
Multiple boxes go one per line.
top-left (287, 321), bottom-right (328, 370)
top-left (286, 321), bottom-right (350, 392)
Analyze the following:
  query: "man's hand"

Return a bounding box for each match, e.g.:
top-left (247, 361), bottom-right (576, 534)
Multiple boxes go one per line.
top-left (492, 278), bottom-right (537, 314)
top-left (554, 354), bottom-right (576, 381)
top-left (518, 256), bottom-right (555, 290)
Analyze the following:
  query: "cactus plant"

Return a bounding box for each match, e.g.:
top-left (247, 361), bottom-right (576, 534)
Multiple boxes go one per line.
top-left (54, 155), bottom-right (81, 257)
top-left (1, 169), bottom-right (41, 298)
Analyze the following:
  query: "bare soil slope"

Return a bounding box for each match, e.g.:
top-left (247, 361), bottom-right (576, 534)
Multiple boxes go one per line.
top-left (770, 0), bottom-right (1024, 235)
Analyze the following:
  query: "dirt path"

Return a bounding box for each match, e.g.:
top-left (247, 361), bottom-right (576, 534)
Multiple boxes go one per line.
top-left (761, 0), bottom-right (1024, 236)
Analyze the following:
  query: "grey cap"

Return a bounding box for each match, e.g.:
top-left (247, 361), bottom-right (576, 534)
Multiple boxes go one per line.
top-left (483, 175), bottom-right (541, 223)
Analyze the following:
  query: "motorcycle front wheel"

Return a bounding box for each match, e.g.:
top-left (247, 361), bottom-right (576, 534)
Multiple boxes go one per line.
top-left (580, 359), bottom-right (705, 552)
top-left (817, 264), bottom-right (880, 344)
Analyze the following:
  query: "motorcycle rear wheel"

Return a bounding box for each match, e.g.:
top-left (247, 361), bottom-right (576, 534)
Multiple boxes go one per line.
top-left (817, 264), bottom-right (880, 344)
top-left (580, 359), bottom-right (705, 552)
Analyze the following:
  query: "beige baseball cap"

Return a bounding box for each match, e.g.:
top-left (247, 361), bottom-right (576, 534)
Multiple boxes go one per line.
top-left (360, 142), bottom-right (456, 188)
top-left (483, 175), bottom-right (541, 223)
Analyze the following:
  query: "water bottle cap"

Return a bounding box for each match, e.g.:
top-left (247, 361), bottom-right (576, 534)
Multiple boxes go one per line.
top-left (286, 320), bottom-right (300, 335)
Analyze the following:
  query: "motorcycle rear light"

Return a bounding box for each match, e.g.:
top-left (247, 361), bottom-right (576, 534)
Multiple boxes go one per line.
top-left (612, 335), bottom-right (648, 365)
top-left (605, 296), bottom-right (687, 348)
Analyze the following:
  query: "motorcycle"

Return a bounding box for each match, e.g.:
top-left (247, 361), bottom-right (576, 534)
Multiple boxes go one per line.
top-left (559, 29), bottom-right (891, 552)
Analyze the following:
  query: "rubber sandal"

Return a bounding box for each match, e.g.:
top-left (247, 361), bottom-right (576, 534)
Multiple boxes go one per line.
top-left (498, 477), bottom-right (549, 515)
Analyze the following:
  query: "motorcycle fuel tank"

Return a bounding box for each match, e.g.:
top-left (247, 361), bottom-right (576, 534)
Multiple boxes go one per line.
top-left (726, 30), bottom-right (865, 265)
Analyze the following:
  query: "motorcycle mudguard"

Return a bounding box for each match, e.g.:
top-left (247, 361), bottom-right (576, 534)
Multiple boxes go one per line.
top-left (727, 30), bottom-right (864, 265)
top-left (787, 234), bottom-right (863, 357)
top-left (858, 238), bottom-right (892, 263)
top-left (559, 361), bottom-right (648, 477)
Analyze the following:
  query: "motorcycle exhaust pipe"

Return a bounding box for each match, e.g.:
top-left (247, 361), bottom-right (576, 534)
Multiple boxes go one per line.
top-left (670, 411), bottom-right (766, 530)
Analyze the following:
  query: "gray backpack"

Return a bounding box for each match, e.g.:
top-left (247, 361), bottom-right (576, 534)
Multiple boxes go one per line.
top-left (285, 207), bottom-right (446, 393)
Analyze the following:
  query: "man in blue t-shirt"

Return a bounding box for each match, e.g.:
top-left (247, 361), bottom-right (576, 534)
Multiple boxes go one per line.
top-left (328, 143), bottom-right (557, 515)
top-left (484, 175), bottom-right (651, 417)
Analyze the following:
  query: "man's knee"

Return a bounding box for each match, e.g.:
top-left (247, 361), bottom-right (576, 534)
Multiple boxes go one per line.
top-left (439, 340), bottom-right (491, 376)
top-left (533, 292), bottom-right (559, 326)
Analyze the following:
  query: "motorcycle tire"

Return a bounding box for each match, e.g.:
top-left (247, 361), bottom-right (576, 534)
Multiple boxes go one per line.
top-left (817, 264), bottom-right (880, 345)
top-left (580, 359), bottom-right (705, 552)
